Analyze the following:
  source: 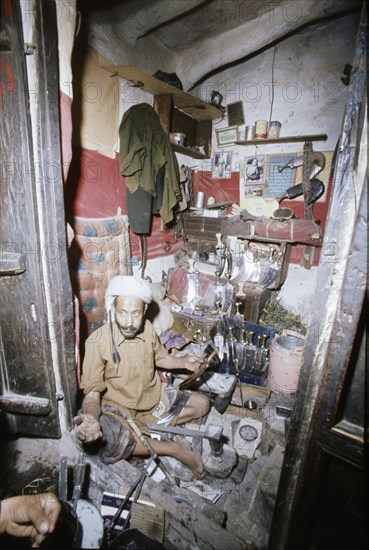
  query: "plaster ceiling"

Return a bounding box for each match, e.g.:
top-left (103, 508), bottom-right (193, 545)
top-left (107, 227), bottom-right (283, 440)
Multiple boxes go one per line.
top-left (77, 0), bottom-right (364, 90)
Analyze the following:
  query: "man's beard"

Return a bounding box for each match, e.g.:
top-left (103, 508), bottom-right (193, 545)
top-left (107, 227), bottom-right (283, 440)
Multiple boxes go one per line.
top-left (119, 324), bottom-right (140, 338)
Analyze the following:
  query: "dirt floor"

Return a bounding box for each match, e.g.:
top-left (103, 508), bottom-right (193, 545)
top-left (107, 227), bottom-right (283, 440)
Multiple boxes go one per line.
top-left (0, 387), bottom-right (293, 549)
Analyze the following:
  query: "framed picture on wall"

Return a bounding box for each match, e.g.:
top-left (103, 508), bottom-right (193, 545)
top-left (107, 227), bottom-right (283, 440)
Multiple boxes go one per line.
top-left (227, 101), bottom-right (245, 127)
top-left (215, 126), bottom-right (239, 147)
top-left (243, 155), bottom-right (266, 186)
top-left (212, 151), bottom-right (233, 179)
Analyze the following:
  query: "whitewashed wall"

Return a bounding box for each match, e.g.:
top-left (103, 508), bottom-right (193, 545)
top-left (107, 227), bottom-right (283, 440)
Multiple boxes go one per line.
top-left (74, 9), bottom-right (360, 323)
top-left (188, 13), bottom-right (359, 324)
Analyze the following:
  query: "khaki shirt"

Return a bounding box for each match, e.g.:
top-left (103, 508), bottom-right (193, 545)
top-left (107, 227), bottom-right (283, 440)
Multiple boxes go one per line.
top-left (80, 319), bottom-right (168, 420)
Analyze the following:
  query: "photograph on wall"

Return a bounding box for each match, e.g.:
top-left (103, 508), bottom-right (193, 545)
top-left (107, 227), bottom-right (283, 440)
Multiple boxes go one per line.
top-left (227, 101), bottom-right (245, 127)
top-left (212, 151), bottom-right (233, 179)
top-left (265, 153), bottom-right (297, 198)
top-left (215, 126), bottom-right (239, 147)
top-left (243, 155), bottom-right (266, 185)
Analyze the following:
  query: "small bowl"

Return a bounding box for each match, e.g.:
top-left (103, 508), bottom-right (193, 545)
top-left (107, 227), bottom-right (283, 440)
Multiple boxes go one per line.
top-left (272, 207), bottom-right (295, 221)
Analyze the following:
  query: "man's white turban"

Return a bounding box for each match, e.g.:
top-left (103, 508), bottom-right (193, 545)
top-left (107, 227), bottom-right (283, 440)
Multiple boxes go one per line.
top-left (105, 275), bottom-right (153, 314)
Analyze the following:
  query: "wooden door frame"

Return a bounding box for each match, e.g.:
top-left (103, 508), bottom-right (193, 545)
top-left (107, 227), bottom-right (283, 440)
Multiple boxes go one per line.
top-left (30, 0), bottom-right (77, 429)
top-left (0, 0), bottom-right (76, 434)
top-left (268, 9), bottom-right (367, 549)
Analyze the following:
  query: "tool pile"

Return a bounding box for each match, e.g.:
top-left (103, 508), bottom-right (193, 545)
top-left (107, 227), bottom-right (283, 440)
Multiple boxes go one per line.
top-left (211, 315), bottom-right (274, 387)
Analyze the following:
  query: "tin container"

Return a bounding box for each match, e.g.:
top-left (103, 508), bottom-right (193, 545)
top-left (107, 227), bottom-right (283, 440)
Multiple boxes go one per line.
top-left (195, 191), bottom-right (206, 209)
top-left (255, 120), bottom-right (268, 139)
top-left (268, 121), bottom-right (282, 138)
top-left (170, 132), bottom-right (186, 146)
top-left (268, 330), bottom-right (305, 395)
top-left (245, 125), bottom-right (255, 141)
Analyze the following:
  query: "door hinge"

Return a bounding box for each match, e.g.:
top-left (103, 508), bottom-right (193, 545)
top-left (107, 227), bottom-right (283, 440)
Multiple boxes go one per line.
top-left (0, 394), bottom-right (51, 415)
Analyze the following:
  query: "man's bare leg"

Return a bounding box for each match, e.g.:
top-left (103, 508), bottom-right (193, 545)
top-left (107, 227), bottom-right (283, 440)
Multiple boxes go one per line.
top-left (130, 393), bottom-right (210, 479)
top-left (174, 391), bottom-right (210, 425)
top-left (132, 438), bottom-right (204, 479)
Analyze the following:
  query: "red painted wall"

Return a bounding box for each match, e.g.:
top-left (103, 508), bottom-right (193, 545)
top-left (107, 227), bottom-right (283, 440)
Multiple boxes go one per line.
top-left (60, 92), bottom-right (182, 260)
top-left (60, 91), bottom-right (331, 266)
top-left (191, 168), bottom-right (333, 266)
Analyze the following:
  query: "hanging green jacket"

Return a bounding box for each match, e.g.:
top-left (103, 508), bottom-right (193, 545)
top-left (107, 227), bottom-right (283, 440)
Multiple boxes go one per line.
top-left (119, 103), bottom-right (182, 225)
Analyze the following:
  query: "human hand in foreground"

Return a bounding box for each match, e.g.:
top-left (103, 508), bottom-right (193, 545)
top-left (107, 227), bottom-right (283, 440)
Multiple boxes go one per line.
top-left (0, 493), bottom-right (61, 546)
top-left (73, 413), bottom-right (103, 443)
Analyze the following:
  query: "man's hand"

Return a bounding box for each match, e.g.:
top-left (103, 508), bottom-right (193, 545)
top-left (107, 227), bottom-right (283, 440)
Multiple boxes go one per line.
top-left (178, 354), bottom-right (204, 373)
top-left (73, 413), bottom-right (103, 443)
top-left (0, 493), bottom-right (61, 546)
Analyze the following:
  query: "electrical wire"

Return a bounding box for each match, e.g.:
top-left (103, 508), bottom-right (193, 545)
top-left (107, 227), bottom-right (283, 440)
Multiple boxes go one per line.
top-left (269, 47), bottom-right (278, 124)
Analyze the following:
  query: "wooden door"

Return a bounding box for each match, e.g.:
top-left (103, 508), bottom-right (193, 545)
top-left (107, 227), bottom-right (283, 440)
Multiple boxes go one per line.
top-left (0, 0), bottom-right (76, 437)
top-left (268, 9), bottom-right (367, 550)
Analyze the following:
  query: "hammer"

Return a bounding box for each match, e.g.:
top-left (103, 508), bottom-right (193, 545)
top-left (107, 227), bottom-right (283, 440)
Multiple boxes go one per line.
top-left (145, 423), bottom-right (224, 457)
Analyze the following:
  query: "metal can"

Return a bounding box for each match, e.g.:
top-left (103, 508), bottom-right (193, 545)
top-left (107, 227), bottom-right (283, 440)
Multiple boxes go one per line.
top-left (255, 120), bottom-right (268, 139)
top-left (268, 121), bottom-right (282, 138)
top-left (245, 125), bottom-right (255, 141)
top-left (195, 191), bottom-right (206, 209)
top-left (170, 132), bottom-right (186, 146)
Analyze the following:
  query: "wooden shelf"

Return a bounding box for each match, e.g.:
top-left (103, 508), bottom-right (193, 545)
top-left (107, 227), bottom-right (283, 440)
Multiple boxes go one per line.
top-left (101, 63), bottom-right (223, 121)
top-left (235, 134), bottom-right (328, 145)
top-left (171, 143), bottom-right (209, 159)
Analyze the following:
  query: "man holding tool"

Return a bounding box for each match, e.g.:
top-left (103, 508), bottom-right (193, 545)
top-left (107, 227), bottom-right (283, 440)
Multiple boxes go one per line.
top-left (74, 275), bottom-right (210, 479)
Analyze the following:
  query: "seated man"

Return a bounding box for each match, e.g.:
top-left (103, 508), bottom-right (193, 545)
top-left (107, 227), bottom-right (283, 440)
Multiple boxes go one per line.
top-left (74, 275), bottom-right (210, 479)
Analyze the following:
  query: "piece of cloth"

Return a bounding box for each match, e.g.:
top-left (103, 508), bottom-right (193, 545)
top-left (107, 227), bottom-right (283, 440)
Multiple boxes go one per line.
top-left (125, 187), bottom-right (154, 234)
top-left (98, 405), bottom-right (137, 464)
top-left (105, 275), bottom-right (153, 315)
top-left (80, 319), bottom-right (168, 421)
top-left (119, 103), bottom-right (182, 226)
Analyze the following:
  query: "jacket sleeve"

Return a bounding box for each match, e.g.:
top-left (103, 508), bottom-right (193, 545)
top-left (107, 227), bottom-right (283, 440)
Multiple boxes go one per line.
top-left (119, 110), bottom-right (147, 193)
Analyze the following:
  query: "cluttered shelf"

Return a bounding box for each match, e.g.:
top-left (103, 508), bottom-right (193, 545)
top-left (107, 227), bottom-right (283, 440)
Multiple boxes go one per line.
top-left (235, 133), bottom-right (328, 146)
top-left (171, 143), bottom-right (210, 159)
top-left (100, 63), bottom-right (223, 121)
top-left (100, 63), bottom-right (222, 159)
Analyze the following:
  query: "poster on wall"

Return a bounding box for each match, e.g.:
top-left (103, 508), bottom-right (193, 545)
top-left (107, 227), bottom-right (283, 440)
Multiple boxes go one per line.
top-left (265, 153), bottom-right (297, 198)
top-left (240, 155), bottom-right (266, 197)
top-left (212, 151), bottom-right (233, 178)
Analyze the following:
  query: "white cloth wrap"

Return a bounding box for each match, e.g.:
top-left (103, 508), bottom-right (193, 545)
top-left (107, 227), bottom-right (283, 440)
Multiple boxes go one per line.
top-left (105, 275), bottom-right (153, 314)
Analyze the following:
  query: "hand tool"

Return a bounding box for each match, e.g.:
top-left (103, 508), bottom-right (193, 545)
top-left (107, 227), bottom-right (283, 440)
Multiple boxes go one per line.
top-left (147, 423), bottom-right (225, 458)
top-left (105, 456), bottom-right (155, 546)
top-left (72, 452), bottom-right (86, 512)
top-left (213, 375), bottom-right (238, 414)
top-left (277, 178), bottom-right (325, 204)
top-left (222, 246), bottom-right (233, 312)
top-left (215, 232), bottom-right (226, 277)
top-left (164, 372), bottom-right (177, 408)
top-left (126, 416), bottom-right (176, 485)
top-left (234, 357), bottom-right (244, 407)
top-left (212, 272), bottom-right (225, 309)
top-left (225, 326), bottom-right (237, 371)
top-left (59, 456), bottom-right (69, 502)
top-left (156, 390), bottom-right (192, 425)
top-left (145, 422), bottom-right (223, 444)
top-left (277, 151), bottom-right (325, 179)
top-left (178, 348), bottom-right (219, 390)
top-left (213, 324), bottom-right (224, 362)
top-left (245, 330), bottom-right (257, 372)
top-left (186, 259), bottom-right (201, 308)
top-left (233, 301), bottom-right (244, 341)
